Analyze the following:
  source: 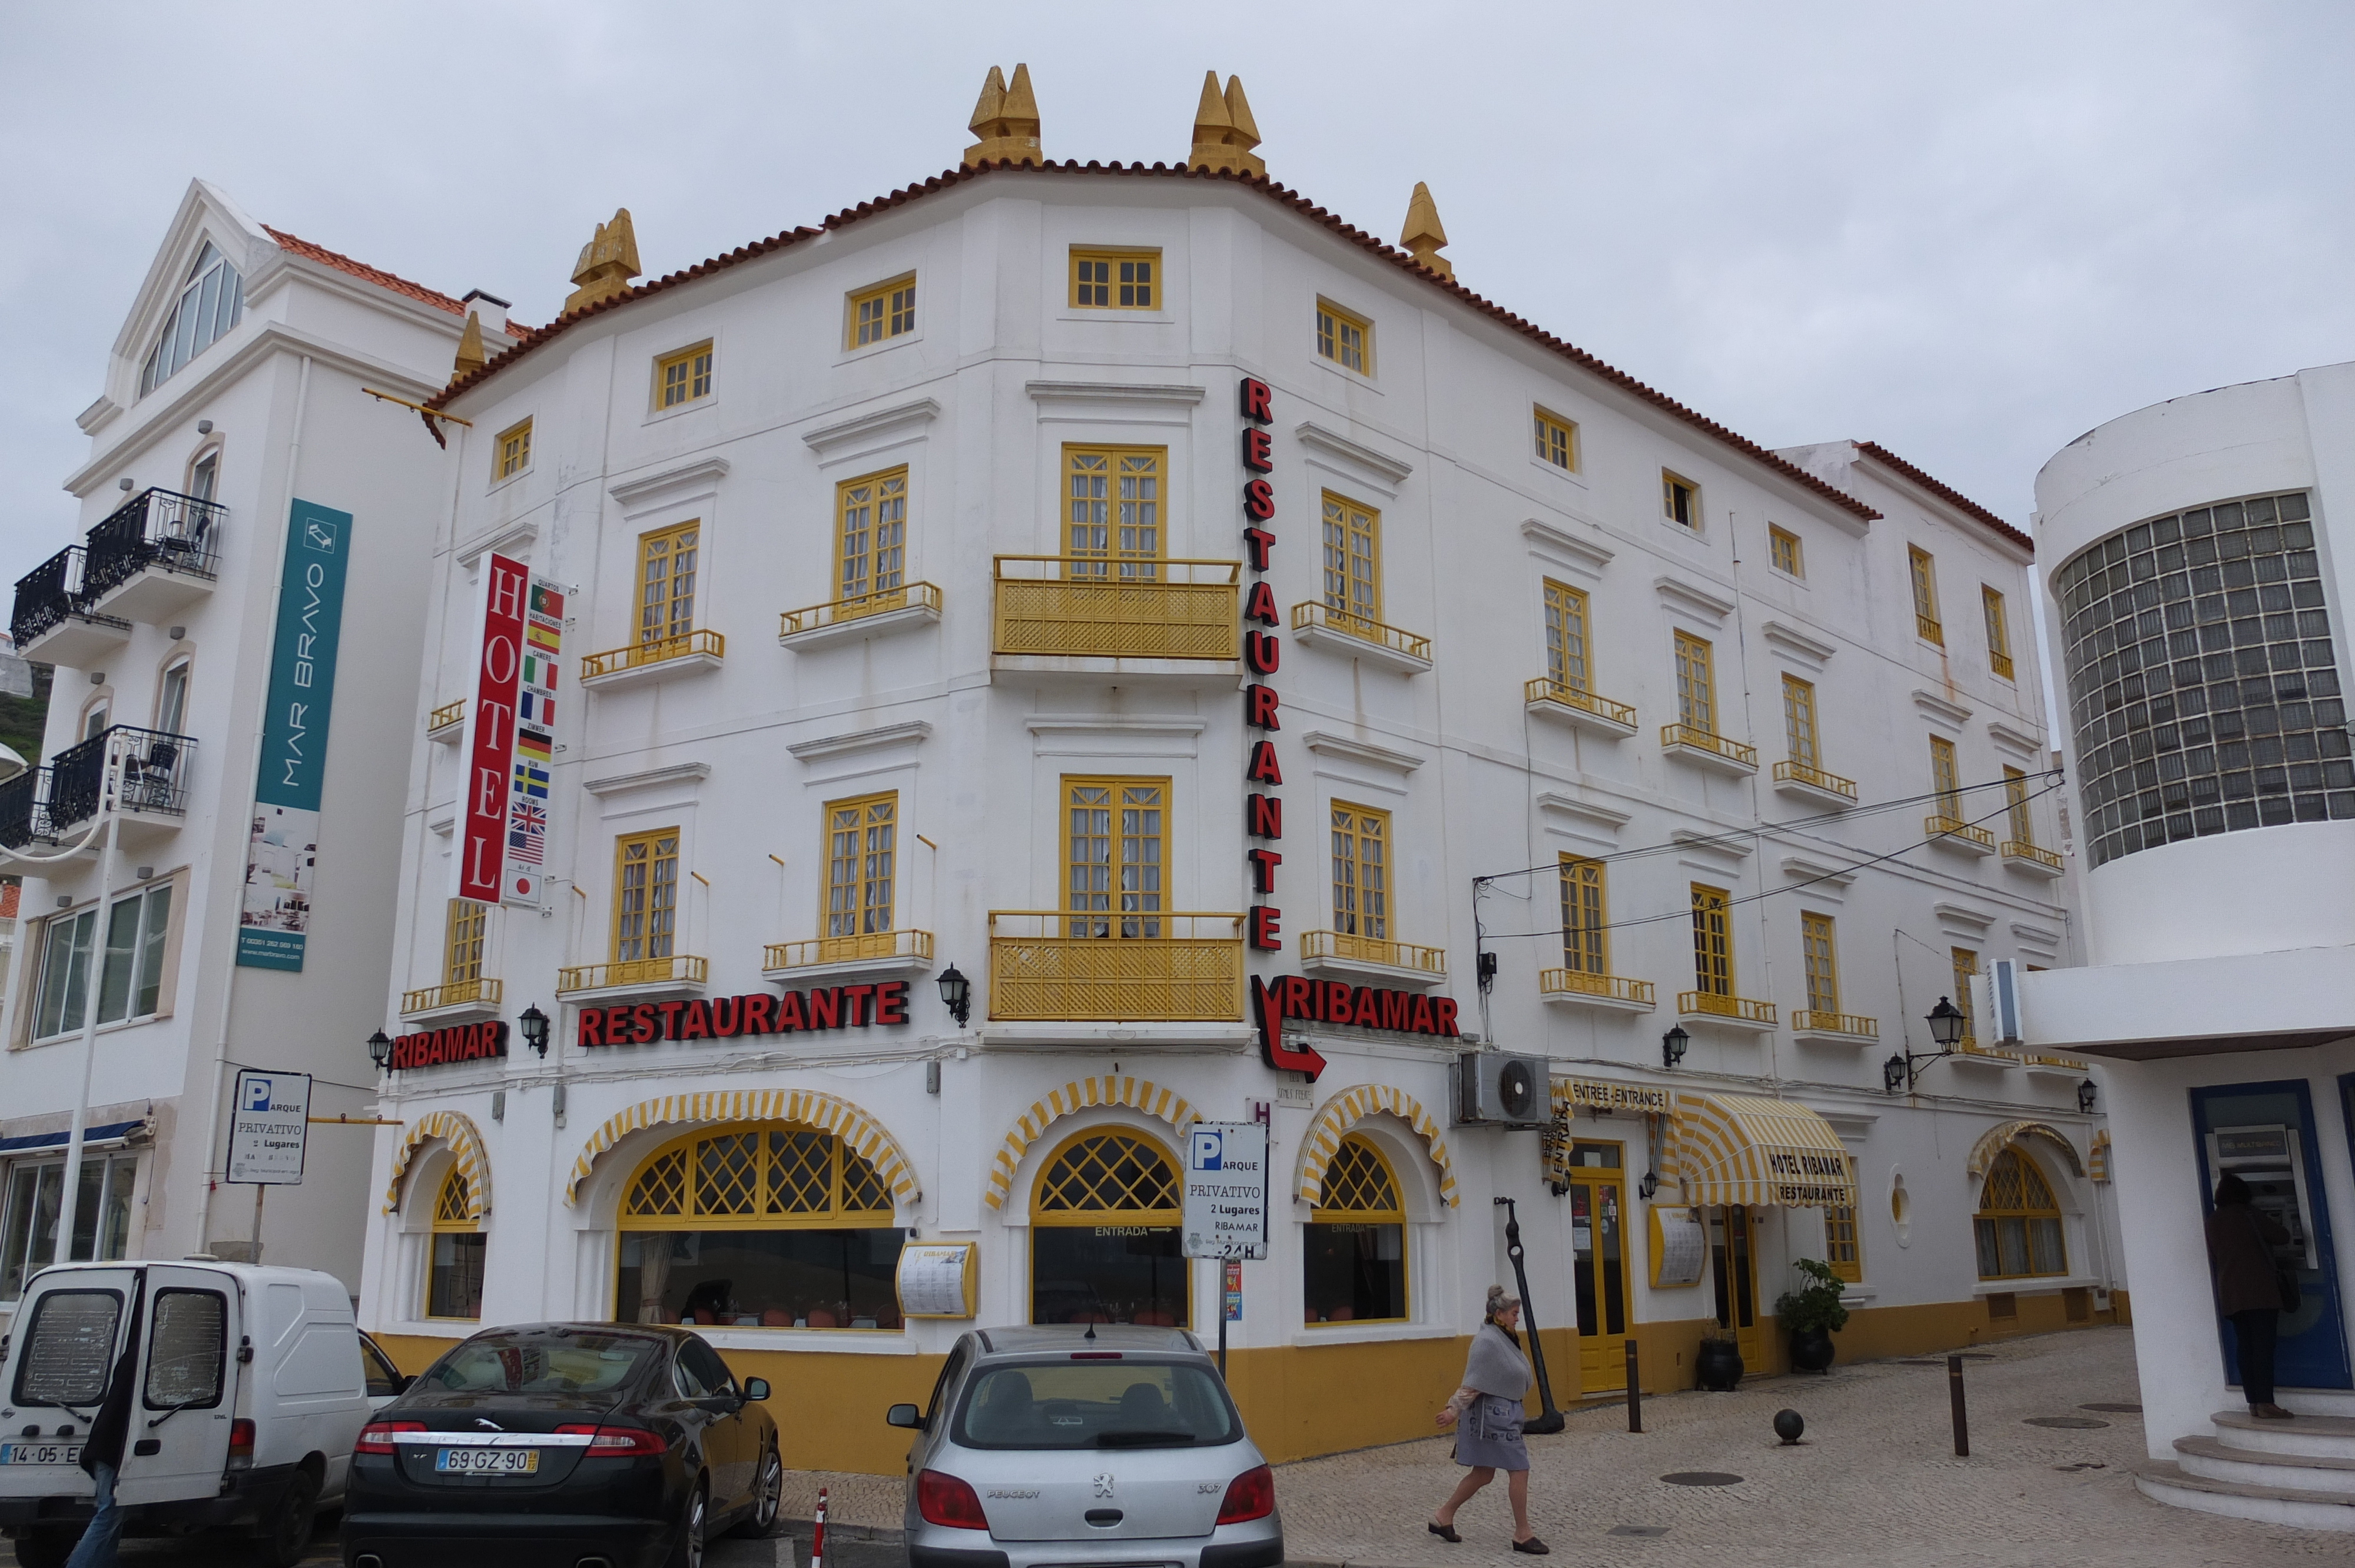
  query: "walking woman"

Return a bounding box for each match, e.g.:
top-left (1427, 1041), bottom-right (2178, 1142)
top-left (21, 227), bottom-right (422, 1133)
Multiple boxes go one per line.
top-left (2207, 1172), bottom-right (2296, 1419)
top-left (1428, 1286), bottom-right (1548, 1554)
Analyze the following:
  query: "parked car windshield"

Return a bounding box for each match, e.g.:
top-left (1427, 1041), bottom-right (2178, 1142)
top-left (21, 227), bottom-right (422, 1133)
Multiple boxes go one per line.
top-left (426, 1331), bottom-right (661, 1396)
top-left (954, 1360), bottom-right (1240, 1449)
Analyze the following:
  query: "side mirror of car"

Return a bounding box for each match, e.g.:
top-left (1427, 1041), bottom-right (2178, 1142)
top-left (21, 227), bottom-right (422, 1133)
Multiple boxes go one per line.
top-left (742, 1378), bottom-right (771, 1401)
top-left (885, 1403), bottom-right (922, 1429)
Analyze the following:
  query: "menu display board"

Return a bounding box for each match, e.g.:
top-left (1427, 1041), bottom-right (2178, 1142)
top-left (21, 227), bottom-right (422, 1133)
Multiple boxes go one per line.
top-left (1650, 1207), bottom-right (1708, 1288)
top-left (895, 1243), bottom-right (978, 1319)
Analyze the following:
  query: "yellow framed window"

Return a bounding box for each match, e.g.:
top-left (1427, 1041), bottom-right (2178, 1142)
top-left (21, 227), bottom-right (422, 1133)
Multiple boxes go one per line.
top-left (1321, 493), bottom-right (1381, 627)
top-left (1951, 947), bottom-right (1978, 1041)
top-left (1065, 446), bottom-right (1163, 579)
top-left (1559, 856), bottom-right (1607, 976)
top-left (1543, 579), bottom-right (1591, 692)
top-left (1825, 1178), bottom-right (1863, 1284)
top-left (1769, 525), bottom-right (1803, 577)
top-left (1305, 1135), bottom-right (1407, 1324)
top-left (444, 899), bottom-right (489, 986)
top-left (2005, 766), bottom-right (2034, 847)
top-left (1534, 408), bottom-right (1578, 471)
top-left (1782, 675), bottom-right (1820, 769)
top-left (1063, 777), bottom-right (1166, 939)
top-left (1030, 1129), bottom-right (1188, 1326)
top-left (1674, 632), bottom-right (1716, 733)
top-left (1974, 1147), bottom-right (2067, 1279)
top-left (1690, 884), bottom-right (1733, 997)
top-left (1909, 546), bottom-right (1942, 643)
top-left (1315, 298), bottom-right (1371, 374)
top-left (425, 1168), bottom-right (485, 1320)
top-left (612, 829), bottom-right (680, 963)
top-left (636, 522), bottom-right (699, 647)
top-left (1982, 586), bottom-right (2014, 678)
top-left (836, 468), bottom-right (908, 604)
top-left (1330, 803), bottom-right (1390, 940)
top-left (1929, 736), bottom-right (1962, 820)
top-left (1663, 470), bottom-right (1700, 529)
top-left (824, 793), bottom-right (897, 939)
top-left (655, 341), bottom-right (714, 409)
top-left (494, 418), bottom-right (532, 481)
top-left (1800, 912), bottom-right (1839, 1014)
top-left (1071, 249), bottom-right (1159, 309)
top-left (848, 275), bottom-right (917, 348)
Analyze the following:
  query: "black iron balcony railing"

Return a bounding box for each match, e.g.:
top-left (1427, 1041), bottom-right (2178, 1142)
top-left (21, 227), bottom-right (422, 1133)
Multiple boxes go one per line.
top-left (84, 487), bottom-right (224, 602)
top-left (0, 768), bottom-right (51, 851)
top-left (11, 546), bottom-right (105, 648)
top-left (46, 725), bottom-right (198, 830)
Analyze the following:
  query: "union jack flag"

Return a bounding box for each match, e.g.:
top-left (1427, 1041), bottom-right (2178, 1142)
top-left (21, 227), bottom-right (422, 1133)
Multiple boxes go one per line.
top-left (508, 800), bottom-right (547, 862)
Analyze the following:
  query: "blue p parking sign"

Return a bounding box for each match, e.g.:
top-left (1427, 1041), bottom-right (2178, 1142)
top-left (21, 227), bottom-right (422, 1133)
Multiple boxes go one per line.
top-left (1182, 1122), bottom-right (1268, 1259)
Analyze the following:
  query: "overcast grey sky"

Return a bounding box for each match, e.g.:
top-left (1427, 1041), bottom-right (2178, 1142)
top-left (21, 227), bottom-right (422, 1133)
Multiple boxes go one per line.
top-left (2, 1), bottom-right (2349, 581)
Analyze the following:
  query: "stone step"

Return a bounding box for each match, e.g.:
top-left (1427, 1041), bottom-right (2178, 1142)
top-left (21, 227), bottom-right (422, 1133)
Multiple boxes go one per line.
top-left (2178, 1435), bottom-right (2355, 1494)
top-left (2212, 1408), bottom-right (2355, 1459)
top-left (2282, 1390), bottom-right (2355, 1418)
top-left (2133, 1461), bottom-right (2355, 1532)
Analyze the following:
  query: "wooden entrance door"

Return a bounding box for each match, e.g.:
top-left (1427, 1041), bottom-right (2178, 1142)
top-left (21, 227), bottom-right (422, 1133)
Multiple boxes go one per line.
top-left (1711, 1205), bottom-right (1763, 1370)
top-left (1564, 1141), bottom-right (1630, 1391)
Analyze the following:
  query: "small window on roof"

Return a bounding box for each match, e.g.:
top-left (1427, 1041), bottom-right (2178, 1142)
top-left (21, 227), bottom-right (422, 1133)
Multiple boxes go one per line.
top-left (1071, 250), bottom-right (1159, 310)
top-left (1534, 408), bottom-right (1578, 471)
top-left (1315, 298), bottom-right (1372, 376)
top-left (1663, 470), bottom-right (1700, 530)
top-left (140, 244), bottom-right (245, 398)
top-left (849, 276), bottom-right (918, 348)
top-left (654, 341), bottom-right (714, 410)
top-left (495, 418), bottom-right (532, 481)
top-left (1769, 525), bottom-right (1803, 578)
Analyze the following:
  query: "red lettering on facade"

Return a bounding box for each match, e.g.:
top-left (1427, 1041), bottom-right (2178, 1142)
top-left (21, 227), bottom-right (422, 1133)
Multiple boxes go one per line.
top-left (1248, 905), bottom-right (1283, 951)
top-left (1248, 846), bottom-right (1283, 892)
top-left (774, 992), bottom-right (804, 1031)
top-left (741, 994), bottom-right (774, 1034)
top-left (805, 988), bottom-right (841, 1029)
top-left (1240, 377), bottom-right (1273, 423)
top-left (1242, 427), bottom-right (1273, 473)
top-left (842, 984), bottom-right (875, 1027)
top-left (1242, 525), bottom-right (1275, 567)
top-left (1245, 684), bottom-right (1281, 729)
top-left (1242, 478), bottom-right (1275, 521)
top-left (1245, 630), bottom-right (1281, 674)
top-left (1246, 743), bottom-right (1283, 786)
top-left (578, 1008), bottom-right (603, 1047)
top-left (679, 1000), bottom-right (711, 1039)
top-left (632, 1004), bottom-right (659, 1044)
top-left (1379, 990), bottom-right (1410, 1031)
top-left (1434, 997), bottom-right (1461, 1037)
top-left (1411, 993), bottom-right (1437, 1034)
top-left (1243, 580), bottom-right (1279, 626)
top-left (874, 980), bottom-right (909, 1025)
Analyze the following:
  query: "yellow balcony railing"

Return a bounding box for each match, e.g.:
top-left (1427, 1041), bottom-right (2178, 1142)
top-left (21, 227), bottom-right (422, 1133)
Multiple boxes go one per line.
top-left (993, 557), bottom-right (1239, 659)
top-left (2028, 1052), bottom-right (2088, 1070)
top-left (1302, 929), bottom-right (1446, 975)
top-left (765, 929), bottom-right (934, 971)
top-left (400, 976), bottom-right (502, 1015)
top-left (556, 954), bottom-right (711, 994)
top-left (1661, 723), bottom-right (1757, 767)
top-left (1990, 648), bottom-right (2015, 679)
top-left (581, 628), bottom-right (726, 680)
top-left (1926, 815), bottom-right (1996, 849)
top-left (426, 698), bottom-right (465, 732)
top-left (1678, 991), bottom-right (1778, 1025)
top-left (1291, 602), bottom-right (1432, 663)
top-left (1540, 969), bottom-right (1655, 1006)
top-left (1955, 1037), bottom-right (2020, 1061)
top-left (988, 911), bottom-right (1244, 1021)
top-left (1524, 677), bottom-right (1637, 728)
top-left (2002, 840), bottom-right (2062, 871)
top-left (1772, 760), bottom-right (1858, 800)
top-left (1790, 1009), bottom-right (1878, 1038)
top-left (1918, 614), bottom-right (1944, 645)
top-left (780, 582), bottom-right (942, 638)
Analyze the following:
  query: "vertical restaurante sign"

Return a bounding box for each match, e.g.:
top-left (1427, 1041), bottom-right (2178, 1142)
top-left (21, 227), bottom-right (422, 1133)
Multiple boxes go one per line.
top-left (237, 500), bottom-right (353, 971)
top-left (456, 553), bottom-right (529, 904)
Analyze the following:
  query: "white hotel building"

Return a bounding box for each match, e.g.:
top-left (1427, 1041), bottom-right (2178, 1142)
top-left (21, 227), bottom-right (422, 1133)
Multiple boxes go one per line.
top-left (359, 75), bottom-right (2107, 1470)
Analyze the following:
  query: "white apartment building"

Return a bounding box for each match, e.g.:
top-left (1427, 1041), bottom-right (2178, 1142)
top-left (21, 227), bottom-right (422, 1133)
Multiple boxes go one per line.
top-left (2023, 359), bottom-right (2355, 1528)
top-left (359, 73), bottom-right (2104, 1472)
top-left (0, 180), bottom-right (517, 1315)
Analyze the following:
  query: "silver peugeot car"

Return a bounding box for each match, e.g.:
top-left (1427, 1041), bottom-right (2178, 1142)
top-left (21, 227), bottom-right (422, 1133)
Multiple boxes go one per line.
top-left (887, 1326), bottom-right (1282, 1568)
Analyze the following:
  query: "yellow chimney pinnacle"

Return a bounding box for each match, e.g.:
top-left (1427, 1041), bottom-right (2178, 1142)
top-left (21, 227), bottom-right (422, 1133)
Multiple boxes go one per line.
top-left (563, 208), bottom-right (642, 315)
top-left (965, 63), bottom-right (1043, 167)
top-left (1188, 72), bottom-right (1265, 176)
top-left (452, 311), bottom-right (487, 381)
top-left (1400, 182), bottom-right (1451, 278)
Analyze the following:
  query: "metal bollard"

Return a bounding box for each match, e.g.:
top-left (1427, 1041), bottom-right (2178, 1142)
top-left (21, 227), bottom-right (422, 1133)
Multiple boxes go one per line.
top-left (1625, 1340), bottom-right (1643, 1433)
top-left (1947, 1354), bottom-right (1969, 1457)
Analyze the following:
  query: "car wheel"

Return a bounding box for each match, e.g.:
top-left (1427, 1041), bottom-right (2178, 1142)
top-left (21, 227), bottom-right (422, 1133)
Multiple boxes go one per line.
top-left (729, 1444), bottom-right (784, 1539)
top-left (666, 1479), bottom-right (708, 1568)
top-left (253, 1467), bottom-right (322, 1568)
top-left (12, 1527), bottom-right (79, 1568)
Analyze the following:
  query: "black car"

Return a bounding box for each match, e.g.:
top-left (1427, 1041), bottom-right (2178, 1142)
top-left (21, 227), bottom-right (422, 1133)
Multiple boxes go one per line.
top-left (343, 1323), bottom-right (781, 1568)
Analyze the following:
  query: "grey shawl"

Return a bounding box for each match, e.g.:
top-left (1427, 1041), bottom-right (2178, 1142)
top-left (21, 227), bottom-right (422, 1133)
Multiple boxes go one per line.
top-left (1462, 1321), bottom-right (1531, 1400)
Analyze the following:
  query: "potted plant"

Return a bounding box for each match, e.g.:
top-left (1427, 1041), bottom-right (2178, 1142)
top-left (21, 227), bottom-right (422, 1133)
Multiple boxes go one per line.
top-left (1695, 1326), bottom-right (1744, 1391)
top-left (1774, 1257), bottom-right (1852, 1374)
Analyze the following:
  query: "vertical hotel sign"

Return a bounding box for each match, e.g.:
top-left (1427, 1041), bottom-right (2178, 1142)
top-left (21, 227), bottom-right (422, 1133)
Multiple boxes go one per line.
top-left (455, 553), bottom-right (562, 909)
top-left (238, 501), bottom-right (353, 969)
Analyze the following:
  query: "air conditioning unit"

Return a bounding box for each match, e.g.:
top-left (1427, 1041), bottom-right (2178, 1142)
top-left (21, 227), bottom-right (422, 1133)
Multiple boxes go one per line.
top-left (1454, 1051), bottom-right (1548, 1128)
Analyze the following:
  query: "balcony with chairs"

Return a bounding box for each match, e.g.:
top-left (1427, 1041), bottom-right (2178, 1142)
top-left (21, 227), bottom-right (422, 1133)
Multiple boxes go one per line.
top-left (1772, 760), bottom-right (1858, 809)
top-left (1291, 602), bottom-right (1432, 675)
top-left (2001, 839), bottom-right (2065, 878)
top-left (1661, 723), bottom-right (1757, 776)
top-left (43, 725), bottom-right (198, 846)
top-left (1925, 814), bottom-right (1997, 855)
top-left (1789, 1009), bottom-right (1880, 1046)
top-left (82, 487), bottom-right (224, 623)
top-left (1300, 928), bottom-right (1447, 988)
top-left (992, 557), bottom-right (1239, 675)
top-left (779, 582), bottom-right (943, 652)
top-left (400, 977), bottom-right (505, 1025)
top-left (1677, 989), bottom-right (1777, 1032)
top-left (556, 954), bottom-right (710, 1003)
top-left (1538, 968), bottom-right (1656, 1014)
top-left (987, 911), bottom-right (1244, 1022)
top-left (762, 927), bottom-right (935, 983)
top-left (580, 629), bottom-right (726, 692)
top-left (12, 546), bottom-right (130, 667)
top-left (1524, 677), bottom-right (1637, 741)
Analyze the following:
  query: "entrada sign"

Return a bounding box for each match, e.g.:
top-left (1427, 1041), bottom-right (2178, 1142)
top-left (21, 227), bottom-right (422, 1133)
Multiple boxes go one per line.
top-left (390, 1019), bottom-right (508, 1071)
top-left (577, 981), bottom-right (912, 1047)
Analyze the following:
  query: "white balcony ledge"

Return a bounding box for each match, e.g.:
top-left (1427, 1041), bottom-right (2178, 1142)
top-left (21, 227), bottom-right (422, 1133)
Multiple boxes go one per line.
top-left (1289, 604), bottom-right (1432, 675)
top-left (1538, 971), bottom-right (1656, 1014)
top-left (1524, 679), bottom-right (1638, 741)
top-left (580, 631), bottom-right (725, 693)
top-left (778, 584), bottom-right (943, 652)
top-left (1660, 725), bottom-right (1758, 777)
top-left (1300, 931), bottom-right (1447, 989)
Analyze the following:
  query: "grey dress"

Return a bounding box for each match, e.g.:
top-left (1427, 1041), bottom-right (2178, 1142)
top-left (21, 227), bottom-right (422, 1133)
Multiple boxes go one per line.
top-left (1452, 1323), bottom-right (1533, 1471)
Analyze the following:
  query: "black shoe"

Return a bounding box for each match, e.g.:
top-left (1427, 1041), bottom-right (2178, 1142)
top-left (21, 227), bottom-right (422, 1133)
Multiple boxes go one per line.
top-left (1428, 1523), bottom-right (1461, 1543)
top-left (1512, 1538), bottom-right (1550, 1555)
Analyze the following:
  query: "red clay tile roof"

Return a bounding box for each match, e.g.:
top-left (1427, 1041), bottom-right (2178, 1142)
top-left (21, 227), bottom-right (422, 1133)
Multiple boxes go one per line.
top-left (1853, 440), bottom-right (2032, 553)
top-left (263, 226), bottom-right (532, 333)
top-left (431, 161), bottom-right (1879, 523)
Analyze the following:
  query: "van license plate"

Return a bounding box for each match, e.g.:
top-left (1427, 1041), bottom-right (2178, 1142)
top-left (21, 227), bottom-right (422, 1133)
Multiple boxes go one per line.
top-left (434, 1448), bottom-right (540, 1474)
top-left (0, 1443), bottom-right (82, 1465)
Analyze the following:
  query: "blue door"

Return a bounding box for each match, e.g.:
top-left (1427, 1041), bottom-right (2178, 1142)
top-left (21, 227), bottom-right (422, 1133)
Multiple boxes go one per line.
top-left (2191, 1081), bottom-right (2352, 1391)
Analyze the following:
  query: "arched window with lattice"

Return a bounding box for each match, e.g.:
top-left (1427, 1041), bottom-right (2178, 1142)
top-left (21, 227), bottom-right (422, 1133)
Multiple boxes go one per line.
top-left (425, 1167), bottom-right (485, 1321)
top-left (1029, 1128), bottom-right (1187, 1327)
top-left (616, 1123), bottom-right (902, 1330)
top-left (1973, 1147), bottom-right (2067, 1280)
top-left (1303, 1135), bottom-right (1407, 1324)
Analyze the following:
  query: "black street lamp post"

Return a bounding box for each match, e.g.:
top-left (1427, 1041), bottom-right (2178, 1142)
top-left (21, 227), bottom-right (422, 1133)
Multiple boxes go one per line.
top-left (519, 1003), bottom-right (551, 1058)
top-left (1883, 996), bottom-right (1969, 1094)
top-left (937, 964), bottom-right (971, 1028)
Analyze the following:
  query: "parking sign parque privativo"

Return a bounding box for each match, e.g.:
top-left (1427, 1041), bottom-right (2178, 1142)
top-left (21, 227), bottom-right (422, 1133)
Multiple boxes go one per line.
top-left (1182, 1122), bottom-right (1269, 1260)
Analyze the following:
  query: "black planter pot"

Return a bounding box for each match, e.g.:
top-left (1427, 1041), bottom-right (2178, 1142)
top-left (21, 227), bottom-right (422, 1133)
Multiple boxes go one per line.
top-left (1789, 1327), bottom-right (1836, 1373)
top-left (1696, 1337), bottom-right (1744, 1391)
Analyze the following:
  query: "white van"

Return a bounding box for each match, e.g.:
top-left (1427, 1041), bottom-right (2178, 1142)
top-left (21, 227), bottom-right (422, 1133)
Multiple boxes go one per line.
top-left (0, 1260), bottom-right (375, 1568)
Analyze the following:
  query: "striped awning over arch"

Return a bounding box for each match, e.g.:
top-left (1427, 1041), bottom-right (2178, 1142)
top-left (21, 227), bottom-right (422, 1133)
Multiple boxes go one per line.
top-left (1967, 1119), bottom-right (2085, 1182)
top-left (1670, 1093), bottom-right (1855, 1208)
top-left (383, 1110), bottom-right (491, 1218)
top-left (984, 1075), bottom-right (1197, 1210)
top-left (565, 1089), bottom-right (918, 1207)
top-left (1295, 1084), bottom-right (1458, 1207)
top-left (2089, 1128), bottom-right (2111, 1183)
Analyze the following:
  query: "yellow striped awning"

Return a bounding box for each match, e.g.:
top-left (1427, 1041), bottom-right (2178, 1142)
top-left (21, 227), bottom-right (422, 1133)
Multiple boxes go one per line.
top-left (1671, 1093), bottom-right (1855, 1209)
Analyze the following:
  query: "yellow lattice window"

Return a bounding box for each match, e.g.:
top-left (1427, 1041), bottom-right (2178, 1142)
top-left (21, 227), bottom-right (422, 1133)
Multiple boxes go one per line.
top-left (1909, 546), bottom-right (1942, 643)
top-left (1769, 525), bottom-right (1803, 577)
top-left (1930, 736), bottom-right (1962, 820)
top-left (1030, 1130), bottom-right (1189, 1328)
top-left (1031, 1131), bottom-right (1182, 1221)
top-left (1065, 446), bottom-right (1163, 579)
top-left (1315, 298), bottom-right (1371, 374)
top-left (1315, 1137), bottom-right (1401, 1218)
top-left (1983, 586), bottom-right (2014, 678)
top-left (837, 469), bottom-right (907, 604)
top-left (1800, 912), bottom-right (1839, 1015)
top-left (619, 1125), bottom-right (895, 1230)
top-left (1825, 1177), bottom-right (1863, 1284)
top-left (1975, 1147), bottom-right (2067, 1279)
top-left (1663, 470), bottom-right (1700, 529)
top-left (1534, 408), bottom-right (1578, 471)
top-left (825, 792), bottom-right (896, 939)
top-left (1063, 777), bottom-right (1166, 939)
top-left (1952, 948), bottom-right (1978, 1044)
top-left (2005, 767), bottom-right (2034, 848)
top-left (444, 899), bottom-right (489, 986)
top-left (1782, 676), bottom-right (1820, 770)
top-left (1543, 580), bottom-right (1590, 691)
top-left (848, 275), bottom-right (917, 348)
top-left (1560, 856), bottom-right (1607, 976)
top-left (1321, 493), bottom-right (1381, 627)
top-left (495, 418), bottom-right (532, 481)
top-left (425, 1167), bottom-right (483, 1320)
top-left (612, 829), bottom-right (679, 964)
top-left (655, 341), bottom-right (714, 409)
top-left (636, 522), bottom-right (699, 647)
top-left (1690, 884), bottom-right (1733, 998)
top-left (432, 1168), bottom-right (474, 1227)
top-left (1674, 632), bottom-right (1716, 733)
top-left (1306, 1135), bottom-right (1407, 1324)
top-left (1330, 803), bottom-right (1390, 940)
top-left (1071, 250), bottom-right (1159, 309)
